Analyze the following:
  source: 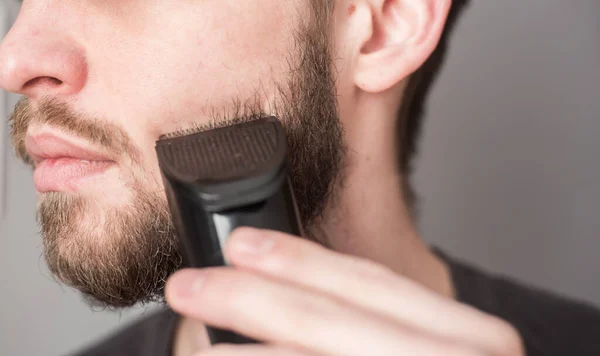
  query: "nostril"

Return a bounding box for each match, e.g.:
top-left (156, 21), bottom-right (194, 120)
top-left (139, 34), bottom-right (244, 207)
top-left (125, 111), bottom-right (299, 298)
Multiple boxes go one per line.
top-left (23, 76), bottom-right (64, 90)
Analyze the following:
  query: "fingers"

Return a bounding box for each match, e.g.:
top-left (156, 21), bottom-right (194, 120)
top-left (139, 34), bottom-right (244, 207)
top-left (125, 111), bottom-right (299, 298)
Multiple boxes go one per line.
top-left (166, 268), bottom-right (470, 356)
top-left (168, 268), bottom-right (399, 355)
top-left (224, 228), bottom-right (524, 355)
top-left (167, 227), bottom-right (523, 356)
top-left (193, 344), bottom-right (315, 356)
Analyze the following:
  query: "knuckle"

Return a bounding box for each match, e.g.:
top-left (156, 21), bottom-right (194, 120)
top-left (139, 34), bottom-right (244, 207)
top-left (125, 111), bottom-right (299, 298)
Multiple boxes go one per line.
top-left (266, 235), bottom-right (318, 272)
top-left (269, 235), bottom-right (297, 260)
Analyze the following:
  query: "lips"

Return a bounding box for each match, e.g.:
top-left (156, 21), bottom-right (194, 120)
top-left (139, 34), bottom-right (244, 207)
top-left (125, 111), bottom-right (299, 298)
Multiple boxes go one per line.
top-left (26, 131), bottom-right (115, 193)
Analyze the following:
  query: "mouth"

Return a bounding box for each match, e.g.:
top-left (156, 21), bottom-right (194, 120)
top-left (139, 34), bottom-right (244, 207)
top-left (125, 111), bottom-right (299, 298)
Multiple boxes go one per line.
top-left (26, 129), bottom-right (116, 193)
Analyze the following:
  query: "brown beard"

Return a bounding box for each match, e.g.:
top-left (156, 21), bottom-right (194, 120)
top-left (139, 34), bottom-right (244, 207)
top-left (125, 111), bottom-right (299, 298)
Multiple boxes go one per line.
top-left (8, 6), bottom-right (343, 308)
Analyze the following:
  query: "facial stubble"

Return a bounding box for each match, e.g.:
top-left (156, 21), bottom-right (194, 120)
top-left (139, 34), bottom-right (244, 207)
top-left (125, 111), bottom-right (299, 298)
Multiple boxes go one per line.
top-left (9, 9), bottom-right (343, 308)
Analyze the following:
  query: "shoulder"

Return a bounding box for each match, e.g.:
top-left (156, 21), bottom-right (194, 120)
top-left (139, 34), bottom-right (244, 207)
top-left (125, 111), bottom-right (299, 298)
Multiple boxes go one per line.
top-left (439, 249), bottom-right (600, 356)
top-left (70, 309), bottom-right (178, 356)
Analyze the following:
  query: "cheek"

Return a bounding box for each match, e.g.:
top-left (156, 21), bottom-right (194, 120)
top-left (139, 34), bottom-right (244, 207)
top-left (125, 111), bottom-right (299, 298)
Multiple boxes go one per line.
top-left (82, 1), bottom-right (300, 185)
top-left (99, 2), bottom-right (294, 126)
top-left (150, 4), bottom-right (295, 117)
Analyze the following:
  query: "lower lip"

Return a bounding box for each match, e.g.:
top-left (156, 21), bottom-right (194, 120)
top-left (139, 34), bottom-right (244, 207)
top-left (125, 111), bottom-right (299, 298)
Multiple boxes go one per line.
top-left (34, 158), bottom-right (114, 193)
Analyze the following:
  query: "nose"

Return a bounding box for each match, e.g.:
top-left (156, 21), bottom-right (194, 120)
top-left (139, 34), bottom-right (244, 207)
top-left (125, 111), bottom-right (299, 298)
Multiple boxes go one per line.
top-left (0, 10), bottom-right (87, 99)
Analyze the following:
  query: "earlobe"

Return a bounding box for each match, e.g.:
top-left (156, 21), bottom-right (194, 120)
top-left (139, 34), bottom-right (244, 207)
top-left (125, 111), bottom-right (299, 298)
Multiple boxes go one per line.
top-left (352, 0), bottom-right (451, 93)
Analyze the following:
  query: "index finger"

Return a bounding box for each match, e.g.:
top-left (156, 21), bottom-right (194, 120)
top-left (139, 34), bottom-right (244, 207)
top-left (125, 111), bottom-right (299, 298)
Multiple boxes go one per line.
top-left (225, 228), bottom-right (523, 356)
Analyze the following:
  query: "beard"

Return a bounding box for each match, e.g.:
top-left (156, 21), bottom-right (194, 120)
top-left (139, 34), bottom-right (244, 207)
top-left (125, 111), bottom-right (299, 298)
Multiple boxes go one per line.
top-left (8, 6), bottom-right (343, 308)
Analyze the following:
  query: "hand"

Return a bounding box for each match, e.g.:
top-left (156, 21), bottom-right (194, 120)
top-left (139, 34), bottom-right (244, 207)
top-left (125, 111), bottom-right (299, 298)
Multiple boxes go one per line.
top-left (165, 228), bottom-right (524, 356)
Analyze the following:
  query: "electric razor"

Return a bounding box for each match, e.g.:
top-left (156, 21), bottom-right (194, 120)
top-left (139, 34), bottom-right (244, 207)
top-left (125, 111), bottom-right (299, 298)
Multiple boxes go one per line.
top-left (155, 116), bottom-right (303, 345)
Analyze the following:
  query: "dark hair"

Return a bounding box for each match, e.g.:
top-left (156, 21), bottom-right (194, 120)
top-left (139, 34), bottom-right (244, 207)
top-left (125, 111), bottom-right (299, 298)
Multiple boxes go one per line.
top-left (398, 0), bottom-right (470, 214)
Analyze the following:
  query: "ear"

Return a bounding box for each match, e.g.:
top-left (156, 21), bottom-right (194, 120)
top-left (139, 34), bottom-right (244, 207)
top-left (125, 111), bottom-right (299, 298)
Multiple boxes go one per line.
top-left (350, 0), bottom-right (451, 93)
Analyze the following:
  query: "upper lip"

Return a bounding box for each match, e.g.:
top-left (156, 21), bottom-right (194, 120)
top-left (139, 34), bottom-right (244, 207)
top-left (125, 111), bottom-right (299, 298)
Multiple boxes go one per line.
top-left (26, 131), bottom-right (113, 165)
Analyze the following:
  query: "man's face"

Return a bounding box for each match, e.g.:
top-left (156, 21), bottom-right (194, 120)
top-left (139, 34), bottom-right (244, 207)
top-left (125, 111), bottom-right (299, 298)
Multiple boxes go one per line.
top-left (1, 1), bottom-right (343, 307)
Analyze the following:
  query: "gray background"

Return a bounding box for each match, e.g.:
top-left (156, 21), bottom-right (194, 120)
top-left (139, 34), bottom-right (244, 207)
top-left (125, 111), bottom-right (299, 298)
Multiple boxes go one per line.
top-left (1, 1), bottom-right (599, 355)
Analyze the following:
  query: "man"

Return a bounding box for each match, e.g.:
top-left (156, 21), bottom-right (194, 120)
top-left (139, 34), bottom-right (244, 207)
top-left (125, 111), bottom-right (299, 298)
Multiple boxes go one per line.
top-left (1, 0), bottom-right (599, 355)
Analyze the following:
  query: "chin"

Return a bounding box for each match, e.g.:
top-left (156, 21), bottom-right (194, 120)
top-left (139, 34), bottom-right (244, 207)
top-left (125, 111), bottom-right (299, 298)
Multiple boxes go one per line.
top-left (38, 181), bottom-right (182, 308)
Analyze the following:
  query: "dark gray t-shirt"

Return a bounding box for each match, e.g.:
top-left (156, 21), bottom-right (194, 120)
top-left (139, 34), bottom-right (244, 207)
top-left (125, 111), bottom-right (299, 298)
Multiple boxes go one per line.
top-left (72, 251), bottom-right (600, 356)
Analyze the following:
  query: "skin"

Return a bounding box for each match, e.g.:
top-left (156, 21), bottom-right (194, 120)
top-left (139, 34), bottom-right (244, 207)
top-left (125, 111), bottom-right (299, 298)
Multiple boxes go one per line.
top-left (0, 0), bottom-right (524, 355)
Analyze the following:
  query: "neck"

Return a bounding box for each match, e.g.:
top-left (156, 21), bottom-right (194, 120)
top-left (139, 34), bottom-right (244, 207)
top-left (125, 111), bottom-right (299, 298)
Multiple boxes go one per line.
top-left (315, 89), bottom-right (453, 297)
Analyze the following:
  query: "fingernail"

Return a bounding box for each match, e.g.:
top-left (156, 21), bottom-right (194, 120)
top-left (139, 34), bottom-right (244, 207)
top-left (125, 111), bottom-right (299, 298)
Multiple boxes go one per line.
top-left (231, 228), bottom-right (275, 256)
top-left (172, 271), bottom-right (205, 299)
